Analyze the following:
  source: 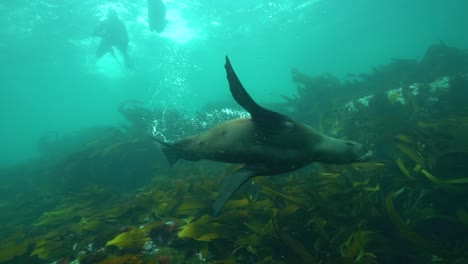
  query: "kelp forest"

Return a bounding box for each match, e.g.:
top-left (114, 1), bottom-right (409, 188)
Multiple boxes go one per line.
top-left (1, 43), bottom-right (467, 264)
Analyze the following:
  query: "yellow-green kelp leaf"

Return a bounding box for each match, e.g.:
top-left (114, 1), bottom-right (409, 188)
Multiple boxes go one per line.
top-left (196, 233), bottom-right (221, 242)
top-left (106, 228), bottom-right (150, 250)
top-left (385, 193), bottom-right (446, 257)
top-left (351, 162), bottom-right (386, 173)
top-left (237, 233), bottom-right (262, 247)
top-left (244, 219), bottom-right (275, 238)
top-left (178, 215), bottom-right (229, 242)
top-left (420, 169), bottom-right (468, 185)
top-left (101, 138), bottom-right (141, 157)
top-left (261, 186), bottom-right (305, 205)
top-left (33, 199), bottom-right (96, 227)
top-left (31, 241), bottom-right (63, 260)
top-left (351, 178), bottom-right (370, 187)
top-left (416, 121), bottom-right (439, 129)
top-left (33, 207), bottom-right (76, 226)
top-left (176, 198), bottom-right (207, 216)
top-left (0, 234), bottom-right (31, 263)
top-left (396, 157), bottom-right (415, 180)
top-left (319, 171), bottom-right (343, 178)
top-left (363, 185), bottom-right (380, 192)
top-left (278, 204), bottom-right (301, 216)
top-left (456, 208), bottom-right (468, 226)
top-left (340, 230), bottom-right (376, 262)
top-left (80, 218), bottom-right (106, 232)
top-left (179, 229), bottom-right (220, 242)
top-left (213, 209), bottom-right (249, 224)
top-left (225, 198), bottom-right (250, 209)
top-left (395, 133), bottom-right (414, 144)
top-left (29, 231), bottom-right (70, 261)
top-left (250, 199), bottom-right (274, 212)
top-left (396, 143), bottom-right (426, 168)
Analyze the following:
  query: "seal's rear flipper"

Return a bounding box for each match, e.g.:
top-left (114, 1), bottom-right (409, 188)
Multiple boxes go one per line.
top-left (160, 146), bottom-right (179, 166)
top-left (212, 166), bottom-right (258, 216)
top-left (153, 138), bottom-right (179, 166)
top-left (224, 56), bottom-right (294, 128)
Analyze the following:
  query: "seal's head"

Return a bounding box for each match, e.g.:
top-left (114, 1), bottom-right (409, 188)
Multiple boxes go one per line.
top-left (314, 137), bottom-right (373, 164)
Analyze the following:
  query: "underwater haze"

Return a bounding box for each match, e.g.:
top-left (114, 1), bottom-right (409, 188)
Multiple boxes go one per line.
top-left (1, 0), bottom-right (467, 166)
top-left (2, 1), bottom-right (468, 263)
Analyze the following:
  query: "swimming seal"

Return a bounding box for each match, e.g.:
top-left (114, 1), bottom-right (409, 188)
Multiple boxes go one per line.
top-left (155, 56), bottom-right (373, 215)
top-left (148, 0), bottom-right (167, 33)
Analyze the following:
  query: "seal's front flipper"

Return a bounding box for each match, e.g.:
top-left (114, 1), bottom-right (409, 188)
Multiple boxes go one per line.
top-left (96, 40), bottom-right (112, 59)
top-left (96, 41), bottom-right (123, 67)
top-left (212, 166), bottom-right (257, 216)
top-left (224, 56), bottom-right (263, 116)
top-left (224, 56), bottom-right (294, 128)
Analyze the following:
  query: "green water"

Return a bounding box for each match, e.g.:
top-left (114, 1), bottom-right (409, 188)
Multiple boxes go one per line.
top-left (1, 0), bottom-right (467, 166)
